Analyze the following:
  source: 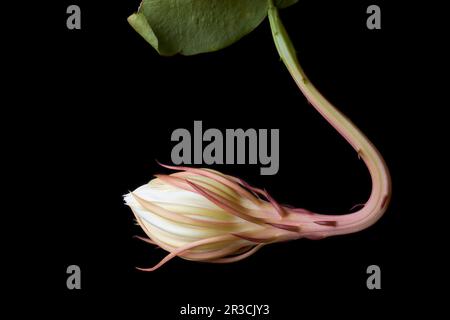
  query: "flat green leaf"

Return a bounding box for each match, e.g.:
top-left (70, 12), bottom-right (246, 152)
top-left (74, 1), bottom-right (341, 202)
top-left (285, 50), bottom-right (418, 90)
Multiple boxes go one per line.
top-left (274, 0), bottom-right (299, 9)
top-left (128, 0), bottom-right (298, 56)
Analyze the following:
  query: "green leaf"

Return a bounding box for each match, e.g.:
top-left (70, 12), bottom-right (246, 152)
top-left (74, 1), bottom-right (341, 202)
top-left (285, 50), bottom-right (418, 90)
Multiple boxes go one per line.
top-left (274, 0), bottom-right (299, 9)
top-left (128, 0), bottom-right (298, 56)
top-left (128, 0), bottom-right (267, 56)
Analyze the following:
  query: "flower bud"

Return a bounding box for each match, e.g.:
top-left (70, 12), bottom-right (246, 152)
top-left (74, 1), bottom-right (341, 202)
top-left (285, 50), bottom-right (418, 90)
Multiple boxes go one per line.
top-left (125, 164), bottom-right (338, 271)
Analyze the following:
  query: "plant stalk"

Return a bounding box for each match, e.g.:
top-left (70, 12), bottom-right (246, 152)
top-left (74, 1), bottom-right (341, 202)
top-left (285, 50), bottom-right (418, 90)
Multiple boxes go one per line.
top-left (268, 2), bottom-right (392, 238)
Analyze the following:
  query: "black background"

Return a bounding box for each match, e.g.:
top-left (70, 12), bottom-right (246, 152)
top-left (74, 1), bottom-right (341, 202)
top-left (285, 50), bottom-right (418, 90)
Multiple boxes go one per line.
top-left (12, 0), bottom-right (423, 317)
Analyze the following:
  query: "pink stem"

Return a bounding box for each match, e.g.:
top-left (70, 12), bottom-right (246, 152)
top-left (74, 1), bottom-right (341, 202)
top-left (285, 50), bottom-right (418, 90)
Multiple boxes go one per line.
top-left (268, 2), bottom-right (392, 238)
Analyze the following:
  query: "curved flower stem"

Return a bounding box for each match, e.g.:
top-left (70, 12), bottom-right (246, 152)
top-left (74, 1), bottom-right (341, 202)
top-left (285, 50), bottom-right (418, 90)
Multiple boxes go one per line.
top-left (268, 2), bottom-right (392, 238)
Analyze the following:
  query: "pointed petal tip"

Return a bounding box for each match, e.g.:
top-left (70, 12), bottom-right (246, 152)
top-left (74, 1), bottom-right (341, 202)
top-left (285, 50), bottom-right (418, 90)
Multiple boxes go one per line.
top-left (133, 235), bottom-right (157, 245)
top-left (314, 220), bottom-right (337, 227)
top-left (267, 222), bottom-right (301, 233)
top-left (135, 266), bottom-right (159, 272)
